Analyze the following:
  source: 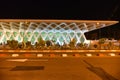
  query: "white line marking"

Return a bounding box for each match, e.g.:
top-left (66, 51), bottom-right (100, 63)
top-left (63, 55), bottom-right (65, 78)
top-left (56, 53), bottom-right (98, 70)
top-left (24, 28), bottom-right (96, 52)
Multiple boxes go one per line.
top-left (6, 59), bottom-right (48, 62)
top-left (27, 59), bottom-right (48, 62)
top-left (6, 59), bottom-right (28, 62)
top-left (12, 54), bottom-right (19, 57)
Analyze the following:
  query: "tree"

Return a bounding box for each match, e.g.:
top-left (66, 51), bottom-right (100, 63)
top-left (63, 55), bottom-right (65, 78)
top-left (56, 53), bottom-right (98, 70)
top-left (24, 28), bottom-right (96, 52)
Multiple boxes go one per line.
top-left (46, 40), bottom-right (52, 47)
top-left (37, 36), bottom-right (45, 49)
top-left (7, 40), bottom-right (18, 49)
top-left (98, 38), bottom-right (106, 49)
top-left (69, 38), bottom-right (76, 49)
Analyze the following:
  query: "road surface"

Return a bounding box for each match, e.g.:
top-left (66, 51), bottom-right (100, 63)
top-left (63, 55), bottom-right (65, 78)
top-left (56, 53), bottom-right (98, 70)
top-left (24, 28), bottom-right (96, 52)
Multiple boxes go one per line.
top-left (0, 57), bottom-right (120, 80)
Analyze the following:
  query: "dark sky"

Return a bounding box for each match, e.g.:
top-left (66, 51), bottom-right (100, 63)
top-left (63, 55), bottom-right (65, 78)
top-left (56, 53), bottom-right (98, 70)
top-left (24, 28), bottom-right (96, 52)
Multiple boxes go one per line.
top-left (0, 0), bottom-right (119, 20)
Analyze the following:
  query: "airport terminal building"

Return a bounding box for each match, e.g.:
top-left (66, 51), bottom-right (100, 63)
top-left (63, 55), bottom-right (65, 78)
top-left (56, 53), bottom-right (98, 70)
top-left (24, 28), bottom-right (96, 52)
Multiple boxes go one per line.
top-left (0, 19), bottom-right (118, 45)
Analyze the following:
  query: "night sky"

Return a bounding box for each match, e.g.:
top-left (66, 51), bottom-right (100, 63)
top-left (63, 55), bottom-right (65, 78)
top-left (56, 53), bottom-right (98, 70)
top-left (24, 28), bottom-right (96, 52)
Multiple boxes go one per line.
top-left (0, 0), bottom-right (119, 20)
top-left (0, 0), bottom-right (120, 39)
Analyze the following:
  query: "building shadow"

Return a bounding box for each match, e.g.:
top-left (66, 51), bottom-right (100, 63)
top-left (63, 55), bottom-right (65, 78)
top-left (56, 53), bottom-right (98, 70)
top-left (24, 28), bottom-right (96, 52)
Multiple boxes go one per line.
top-left (83, 60), bottom-right (118, 80)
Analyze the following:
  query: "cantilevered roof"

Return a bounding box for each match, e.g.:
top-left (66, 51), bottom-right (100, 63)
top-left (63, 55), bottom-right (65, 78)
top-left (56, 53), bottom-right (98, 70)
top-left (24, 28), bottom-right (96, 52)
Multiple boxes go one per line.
top-left (0, 19), bottom-right (118, 33)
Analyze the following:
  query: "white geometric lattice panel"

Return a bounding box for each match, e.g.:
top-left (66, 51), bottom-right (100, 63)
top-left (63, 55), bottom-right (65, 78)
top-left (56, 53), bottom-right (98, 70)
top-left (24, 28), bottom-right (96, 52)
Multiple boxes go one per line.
top-left (0, 22), bottom-right (87, 45)
top-left (0, 20), bottom-right (118, 45)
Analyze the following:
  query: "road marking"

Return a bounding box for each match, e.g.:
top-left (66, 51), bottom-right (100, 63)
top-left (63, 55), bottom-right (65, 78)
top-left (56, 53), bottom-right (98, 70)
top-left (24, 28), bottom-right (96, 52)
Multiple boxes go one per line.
top-left (6, 59), bottom-right (48, 62)
top-left (37, 54), bottom-right (43, 57)
top-left (6, 59), bottom-right (28, 62)
top-left (109, 53), bottom-right (116, 56)
top-left (27, 59), bottom-right (48, 62)
top-left (62, 54), bottom-right (68, 57)
top-left (86, 53), bottom-right (92, 56)
top-left (12, 54), bottom-right (19, 57)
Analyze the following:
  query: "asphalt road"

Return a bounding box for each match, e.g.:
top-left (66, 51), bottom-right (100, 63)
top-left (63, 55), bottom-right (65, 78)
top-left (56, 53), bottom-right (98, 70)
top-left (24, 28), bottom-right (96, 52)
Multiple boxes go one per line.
top-left (0, 57), bottom-right (120, 80)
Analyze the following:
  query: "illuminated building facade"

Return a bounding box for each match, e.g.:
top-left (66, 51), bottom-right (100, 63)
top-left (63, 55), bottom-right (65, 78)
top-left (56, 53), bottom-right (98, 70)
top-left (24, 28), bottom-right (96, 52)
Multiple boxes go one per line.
top-left (0, 20), bottom-right (118, 45)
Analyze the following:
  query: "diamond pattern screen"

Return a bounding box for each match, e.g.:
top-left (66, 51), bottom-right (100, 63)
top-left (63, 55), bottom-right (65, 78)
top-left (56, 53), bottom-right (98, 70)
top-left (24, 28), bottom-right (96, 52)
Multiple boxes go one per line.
top-left (0, 22), bottom-right (87, 45)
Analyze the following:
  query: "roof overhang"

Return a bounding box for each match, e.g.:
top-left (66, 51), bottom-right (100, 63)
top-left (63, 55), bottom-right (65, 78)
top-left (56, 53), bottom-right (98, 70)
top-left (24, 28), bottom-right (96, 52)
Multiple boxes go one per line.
top-left (0, 19), bottom-right (118, 33)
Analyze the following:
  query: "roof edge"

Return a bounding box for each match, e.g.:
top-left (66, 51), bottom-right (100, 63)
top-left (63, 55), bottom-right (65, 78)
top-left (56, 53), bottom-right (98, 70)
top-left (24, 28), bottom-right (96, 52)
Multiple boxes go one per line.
top-left (0, 19), bottom-right (118, 23)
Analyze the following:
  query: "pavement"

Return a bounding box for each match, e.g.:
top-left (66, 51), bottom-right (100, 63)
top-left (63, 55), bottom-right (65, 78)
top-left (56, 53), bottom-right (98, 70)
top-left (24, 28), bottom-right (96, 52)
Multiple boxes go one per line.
top-left (0, 57), bottom-right (120, 80)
